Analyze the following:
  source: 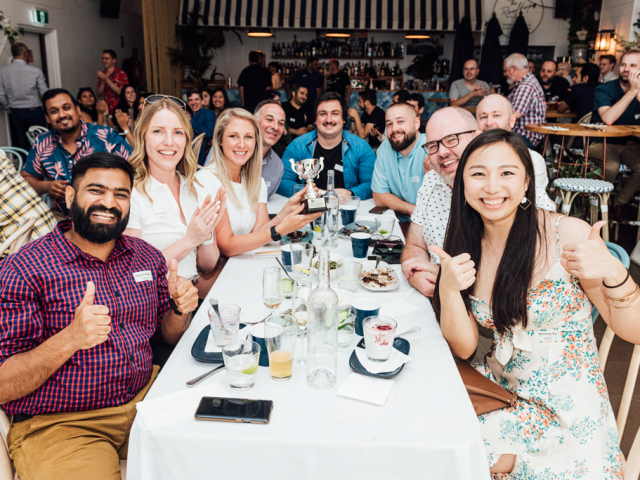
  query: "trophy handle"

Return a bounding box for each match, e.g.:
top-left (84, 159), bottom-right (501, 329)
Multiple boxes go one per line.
top-left (318, 157), bottom-right (324, 173)
top-left (289, 158), bottom-right (297, 173)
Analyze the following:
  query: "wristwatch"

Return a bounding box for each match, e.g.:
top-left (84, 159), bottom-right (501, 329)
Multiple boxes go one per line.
top-left (270, 226), bottom-right (282, 242)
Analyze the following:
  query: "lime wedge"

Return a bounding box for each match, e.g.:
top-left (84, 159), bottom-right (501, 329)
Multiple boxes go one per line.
top-left (313, 225), bottom-right (321, 232)
top-left (293, 265), bottom-right (311, 274)
top-left (242, 363), bottom-right (258, 375)
top-left (338, 310), bottom-right (349, 323)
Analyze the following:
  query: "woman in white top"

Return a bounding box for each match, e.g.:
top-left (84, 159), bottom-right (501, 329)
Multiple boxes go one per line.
top-left (197, 108), bottom-right (321, 257)
top-left (124, 97), bottom-right (226, 298)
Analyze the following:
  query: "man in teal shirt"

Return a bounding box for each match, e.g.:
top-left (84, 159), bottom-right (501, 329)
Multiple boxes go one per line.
top-left (371, 102), bottom-right (427, 223)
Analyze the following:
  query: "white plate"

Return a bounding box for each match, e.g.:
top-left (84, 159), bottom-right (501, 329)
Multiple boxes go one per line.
top-left (358, 260), bottom-right (400, 291)
top-left (332, 288), bottom-right (356, 308)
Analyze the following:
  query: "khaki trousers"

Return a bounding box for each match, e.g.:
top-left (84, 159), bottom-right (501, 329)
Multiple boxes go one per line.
top-left (7, 365), bottom-right (160, 480)
top-left (588, 141), bottom-right (640, 204)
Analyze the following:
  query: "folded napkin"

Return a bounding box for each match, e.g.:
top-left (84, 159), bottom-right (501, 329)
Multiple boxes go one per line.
top-left (136, 382), bottom-right (229, 431)
top-left (355, 346), bottom-right (412, 374)
top-left (337, 373), bottom-right (395, 405)
top-left (380, 299), bottom-right (420, 318)
top-left (204, 326), bottom-right (250, 353)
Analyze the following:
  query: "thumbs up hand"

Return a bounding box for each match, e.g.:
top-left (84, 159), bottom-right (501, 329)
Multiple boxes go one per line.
top-left (561, 221), bottom-right (625, 281)
top-left (428, 245), bottom-right (476, 292)
top-left (70, 281), bottom-right (111, 350)
top-left (167, 259), bottom-right (199, 315)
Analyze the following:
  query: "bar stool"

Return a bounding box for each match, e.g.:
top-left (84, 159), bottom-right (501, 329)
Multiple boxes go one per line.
top-left (552, 178), bottom-right (614, 241)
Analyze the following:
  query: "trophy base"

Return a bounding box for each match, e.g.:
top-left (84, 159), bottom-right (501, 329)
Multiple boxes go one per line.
top-left (303, 197), bottom-right (328, 214)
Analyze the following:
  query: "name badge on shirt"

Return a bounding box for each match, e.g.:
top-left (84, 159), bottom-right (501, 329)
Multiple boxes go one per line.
top-left (636, 113), bottom-right (640, 119)
top-left (334, 164), bottom-right (344, 172)
top-left (412, 176), bottom-right (421, 183)
top-left (538, 331), bottom-right (561, 343)
top-left (133, 271), bottom-right (153, 283)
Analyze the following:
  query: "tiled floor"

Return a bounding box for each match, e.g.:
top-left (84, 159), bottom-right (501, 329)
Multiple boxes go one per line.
top-left (595, 225), bottom-right (640, 459)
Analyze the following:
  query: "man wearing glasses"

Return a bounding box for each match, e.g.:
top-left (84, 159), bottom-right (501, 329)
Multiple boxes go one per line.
top-left (449, 60), bottom-right (490, 109)
top-left (400, 106), bottom-right (551, 298)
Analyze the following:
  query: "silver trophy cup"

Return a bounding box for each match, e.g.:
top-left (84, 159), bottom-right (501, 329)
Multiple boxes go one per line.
top-left (289, 157), bottom-right (327, 213)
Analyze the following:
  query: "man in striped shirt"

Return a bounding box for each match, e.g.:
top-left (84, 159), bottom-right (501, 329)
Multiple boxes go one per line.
top-left (0, 153), bottom-right (198, 479)
top-left (504, 53), bottom-right (547, 149)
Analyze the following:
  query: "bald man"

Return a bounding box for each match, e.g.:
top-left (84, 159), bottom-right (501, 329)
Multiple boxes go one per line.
top-left (476, 94), bottom-right (556, 211)
top-left (449, 60), bottom-right (490, 108)
top-left (371, 102), bottom-right (427, 223)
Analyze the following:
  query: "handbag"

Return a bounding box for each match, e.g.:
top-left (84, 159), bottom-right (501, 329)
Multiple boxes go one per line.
top-left (455, 360), bottom-right (517, 415)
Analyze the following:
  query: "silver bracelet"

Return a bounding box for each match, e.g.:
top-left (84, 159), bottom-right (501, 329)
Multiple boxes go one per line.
top-left (276, 213), bottom-right (283, 221)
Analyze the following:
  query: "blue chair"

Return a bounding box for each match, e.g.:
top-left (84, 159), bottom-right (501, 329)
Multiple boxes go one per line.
top-left (0, 147), bottom-right (29, 173)
top-left (591, 241), bottom-right (631, 324)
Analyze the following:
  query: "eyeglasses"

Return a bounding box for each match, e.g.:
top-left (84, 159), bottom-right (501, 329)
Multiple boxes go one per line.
top-left (143, 94), bottom-right (187, 110)
top-left (423, 130), bottom-right (476, 155)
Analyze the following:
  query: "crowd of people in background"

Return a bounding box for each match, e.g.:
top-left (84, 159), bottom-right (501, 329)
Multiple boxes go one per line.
top-left (3, 41), bottom-right (640, 479)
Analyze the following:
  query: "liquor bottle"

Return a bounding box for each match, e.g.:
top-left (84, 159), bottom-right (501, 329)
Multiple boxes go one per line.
top-left (227, 72), bottom-right (232, 88)
top-left (380, 62), bottom-right (386, 76)
top-left (306, 248), bottom-right (338, 390)
top-left (322, 170), bottom-right (339, 249)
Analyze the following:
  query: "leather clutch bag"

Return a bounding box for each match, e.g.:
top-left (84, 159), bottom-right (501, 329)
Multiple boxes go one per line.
top-left (455, 360), bottom-right (517, 415)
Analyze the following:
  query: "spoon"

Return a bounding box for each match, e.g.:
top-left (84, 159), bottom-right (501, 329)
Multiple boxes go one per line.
top-left (275, 258), bottom-right (294, 282)
top-left (209, 298), bottom-right (221, 318)
top-left (186, 364), bottom-right (225, 387)
top-left (395, 326), bottom-right (421, 338)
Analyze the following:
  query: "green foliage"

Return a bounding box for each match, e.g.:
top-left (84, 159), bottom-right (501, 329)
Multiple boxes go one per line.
top-left (566, 0), bottom-right (603, 53)
top-left (167, 0), bottom-right (224, 88)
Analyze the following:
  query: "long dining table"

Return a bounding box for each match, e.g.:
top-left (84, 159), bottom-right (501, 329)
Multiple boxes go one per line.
top-left (126, 196), bottom-right (490, 480)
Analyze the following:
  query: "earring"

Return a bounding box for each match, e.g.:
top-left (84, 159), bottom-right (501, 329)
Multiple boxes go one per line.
top-left (519, 196), bottom-right (532, 210)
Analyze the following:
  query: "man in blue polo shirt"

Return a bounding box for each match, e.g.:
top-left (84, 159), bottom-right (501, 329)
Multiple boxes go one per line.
top-left (588, 49), bottom-right (640, 219)
top-left (371, 103), bottom-right (426, 225)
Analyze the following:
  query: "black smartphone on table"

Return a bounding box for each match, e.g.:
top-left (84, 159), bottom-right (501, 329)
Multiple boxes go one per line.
top-left (195, 397), bottom-right (273, 424)
top-left (369, 205), bottom-right (388, 214)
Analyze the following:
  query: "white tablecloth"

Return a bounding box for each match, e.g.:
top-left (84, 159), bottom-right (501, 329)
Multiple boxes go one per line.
top-left (127, 196), bottom-right (490, 480)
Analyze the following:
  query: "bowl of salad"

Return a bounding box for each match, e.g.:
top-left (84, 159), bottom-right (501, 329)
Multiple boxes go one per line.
top-left (311, 253), bottom-right (343, 281)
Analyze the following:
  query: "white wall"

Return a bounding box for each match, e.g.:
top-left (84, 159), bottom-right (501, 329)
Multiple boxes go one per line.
top-left (0, 0), bottom-right (144, 145)
top-left (599, 0), bottom-right (636, 42)
top-left (485, 0), bottom-right (570, 58)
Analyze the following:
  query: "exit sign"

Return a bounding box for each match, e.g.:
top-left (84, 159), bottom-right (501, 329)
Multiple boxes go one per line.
top-left (34, 9), bottom-right (48, 24)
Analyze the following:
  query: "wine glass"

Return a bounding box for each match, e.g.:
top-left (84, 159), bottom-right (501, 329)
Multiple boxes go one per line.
top-left (263, 267), bottom-right (283, 320)
top-left (292, 279), bottom-right (312, 369)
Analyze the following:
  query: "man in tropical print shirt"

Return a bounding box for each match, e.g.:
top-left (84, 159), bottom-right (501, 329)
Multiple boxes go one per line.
top-left (22, 89), bottom-right (132, 216)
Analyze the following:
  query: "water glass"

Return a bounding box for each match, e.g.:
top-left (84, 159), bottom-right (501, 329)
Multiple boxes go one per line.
top-left (222, 340), bottom-right (260, 390)
top-left (265, 314), bottom-right (298, 381)
top-left (338, 306), bottom-right (355, 347)
top-left (291, 243), bottom-right (314, 281)
top-left (208, 304), bottom-right (241, 347)
top-left (340, 196), bottom-right (360, 227)
top-left (375, 216), bottom-right (396, 239)
top-left (292, 280), bottom-right (312, 369)
top-left (338, 261), bottom-right (362, 292)
top-left (363, 316), bottom-right (397, 362)
top-left (263, 267), bottom-right (283, 319)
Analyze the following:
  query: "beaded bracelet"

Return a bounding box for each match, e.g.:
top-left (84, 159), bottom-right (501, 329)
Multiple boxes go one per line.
top-left (603, 269), bottom-right (630, 289)
top-left (604, 284), bottom-right (640, 303)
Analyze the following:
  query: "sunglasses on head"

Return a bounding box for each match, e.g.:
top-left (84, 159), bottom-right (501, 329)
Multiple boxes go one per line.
top-left (143, 94), bottom-right (187, 110)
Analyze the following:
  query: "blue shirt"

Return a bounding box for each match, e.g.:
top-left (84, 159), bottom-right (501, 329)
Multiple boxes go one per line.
top-left (0, 59), bottom-right (48, 109)
top-left (190, 108), bottom-right (216, 166)
top-left (371, 134), bottom-right (427, 222)
top-left (24, 122), bottom-right (132, 213)
top-left (277, 130), bottom-right (376, 200)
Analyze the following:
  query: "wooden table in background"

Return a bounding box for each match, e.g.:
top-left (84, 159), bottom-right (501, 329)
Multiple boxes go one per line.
top-left (546, 111), bottom-right (576, 120)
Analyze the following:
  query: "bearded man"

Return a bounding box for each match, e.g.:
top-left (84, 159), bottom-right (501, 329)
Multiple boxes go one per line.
top-left (0, 153), bottom-right (198, 480)
top-left (371, 102), bottom-right (427, 224)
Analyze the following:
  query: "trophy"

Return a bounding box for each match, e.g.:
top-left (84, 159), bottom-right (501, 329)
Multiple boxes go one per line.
top-left (289, 157), bottom-right (328, 213)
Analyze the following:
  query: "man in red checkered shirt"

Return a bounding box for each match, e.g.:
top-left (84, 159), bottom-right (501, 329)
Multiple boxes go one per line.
top-left (0, 153), bottom-right (198, 479)
top-left (504, 53), bottom-right (547, 149)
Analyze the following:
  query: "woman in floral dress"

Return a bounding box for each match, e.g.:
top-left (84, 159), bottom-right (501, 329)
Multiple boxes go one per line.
top-left (431, 129), bottom-right (640, 478)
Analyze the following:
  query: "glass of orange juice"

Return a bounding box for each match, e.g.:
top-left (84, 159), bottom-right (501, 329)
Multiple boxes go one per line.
top-left (265, 314), bottom-right (297, 381)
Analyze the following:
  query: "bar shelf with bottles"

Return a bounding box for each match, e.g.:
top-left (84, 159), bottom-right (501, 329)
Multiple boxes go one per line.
top-left (272, 36), bottom-right (404, 59)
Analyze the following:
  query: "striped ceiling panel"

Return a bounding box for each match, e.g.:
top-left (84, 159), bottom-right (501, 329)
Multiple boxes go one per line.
top-left (179, 0), bottom-right (484, 31)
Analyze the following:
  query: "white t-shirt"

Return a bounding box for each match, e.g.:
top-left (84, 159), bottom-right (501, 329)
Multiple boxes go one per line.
top-left (196, 168), bottom-right (268, 235)
top-left (127, 174), bottom-right (209, 280)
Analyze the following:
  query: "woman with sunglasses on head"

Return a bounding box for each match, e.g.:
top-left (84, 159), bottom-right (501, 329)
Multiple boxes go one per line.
top-left (209, 87), bottom-right (231, 117)
top-left (432, 129), bottom-right (636, 477)
top-left (124, 97), bottom-right (226, 298)
top-left (197, 108), bottom-right (321, 257)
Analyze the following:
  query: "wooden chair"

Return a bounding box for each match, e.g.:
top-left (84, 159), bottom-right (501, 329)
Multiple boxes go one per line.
top-left (192, 133), bottom-right (206, 161)
top-left (25, 126), bottom-right (48, 147)
top-left (0, 218), bottom-right (37, 258)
